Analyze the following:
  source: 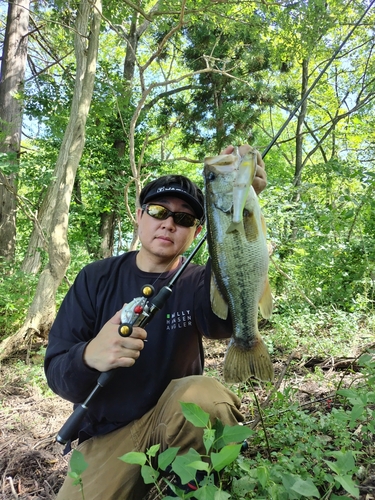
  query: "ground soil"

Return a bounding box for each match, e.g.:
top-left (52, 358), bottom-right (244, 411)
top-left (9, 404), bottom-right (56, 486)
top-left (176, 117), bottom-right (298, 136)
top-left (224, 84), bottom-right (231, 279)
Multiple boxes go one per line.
top-left (1, 339), bottom-right (374, 500)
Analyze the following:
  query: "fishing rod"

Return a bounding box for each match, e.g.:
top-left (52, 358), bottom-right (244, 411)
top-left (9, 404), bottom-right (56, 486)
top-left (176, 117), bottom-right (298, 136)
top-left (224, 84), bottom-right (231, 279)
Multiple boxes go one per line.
top-left (56, 234), bottom-right (207, 445)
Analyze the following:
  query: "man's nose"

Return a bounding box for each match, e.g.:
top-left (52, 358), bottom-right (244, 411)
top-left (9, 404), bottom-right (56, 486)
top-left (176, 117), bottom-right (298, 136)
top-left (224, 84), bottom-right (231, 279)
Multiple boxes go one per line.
top-left (161, 215), bottom-right (175, 228)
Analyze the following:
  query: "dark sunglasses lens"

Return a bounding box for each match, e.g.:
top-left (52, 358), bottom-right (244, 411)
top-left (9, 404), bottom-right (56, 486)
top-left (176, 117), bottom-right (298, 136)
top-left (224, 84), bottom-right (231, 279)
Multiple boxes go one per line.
top-left (174, 213), bottom-right (196, 227)
top-left (147, 205), bottom-right (168, 219)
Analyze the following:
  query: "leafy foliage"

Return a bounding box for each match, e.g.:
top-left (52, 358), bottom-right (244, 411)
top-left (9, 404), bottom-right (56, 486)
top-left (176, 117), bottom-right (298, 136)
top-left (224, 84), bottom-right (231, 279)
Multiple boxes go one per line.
top-left (118, 401), bottom-right (253, 498)
top-left (116, 353), bottom-right (374, 498)
top-left (59, 353), bottom-right (367, 498)
top-left (224, 352), bottom-right (375, 499)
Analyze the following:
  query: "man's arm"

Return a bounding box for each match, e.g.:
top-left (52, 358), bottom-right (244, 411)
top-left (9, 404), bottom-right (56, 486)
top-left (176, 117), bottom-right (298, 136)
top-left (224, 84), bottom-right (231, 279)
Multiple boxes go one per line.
top-left (44, 268), bottom-right (146, 404)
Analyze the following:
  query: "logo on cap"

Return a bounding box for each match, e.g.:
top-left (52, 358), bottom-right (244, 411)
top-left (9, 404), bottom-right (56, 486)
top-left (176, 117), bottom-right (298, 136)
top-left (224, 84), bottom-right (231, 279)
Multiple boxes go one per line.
top-left (156, 186), bottom-right (185, 194)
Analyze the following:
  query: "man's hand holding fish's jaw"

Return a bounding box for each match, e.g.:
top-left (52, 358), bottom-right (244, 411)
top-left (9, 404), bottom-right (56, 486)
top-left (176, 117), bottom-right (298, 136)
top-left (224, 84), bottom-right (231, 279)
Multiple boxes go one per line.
top-left (221, 144), bottom-right (267, 195)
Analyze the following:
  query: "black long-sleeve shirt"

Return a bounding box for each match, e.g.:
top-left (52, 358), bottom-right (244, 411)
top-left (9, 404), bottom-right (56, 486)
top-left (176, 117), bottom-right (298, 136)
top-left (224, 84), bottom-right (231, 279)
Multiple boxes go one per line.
top-left (44, 251), bottom-right (232, 442)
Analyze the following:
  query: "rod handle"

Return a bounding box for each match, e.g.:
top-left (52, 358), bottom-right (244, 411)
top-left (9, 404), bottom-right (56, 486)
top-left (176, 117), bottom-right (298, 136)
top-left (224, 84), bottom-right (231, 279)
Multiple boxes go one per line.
top-left (56, 404), bottom-right (88, 445)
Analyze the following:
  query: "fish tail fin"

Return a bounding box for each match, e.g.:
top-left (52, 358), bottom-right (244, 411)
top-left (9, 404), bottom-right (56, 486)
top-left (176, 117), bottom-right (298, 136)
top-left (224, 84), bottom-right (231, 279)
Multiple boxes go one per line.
top-left (223, 333), bottom-right (274, 383)
top-left (259, 278), bottom-right (273, 319)
top-left (226, 221), bottom-right (246, 236)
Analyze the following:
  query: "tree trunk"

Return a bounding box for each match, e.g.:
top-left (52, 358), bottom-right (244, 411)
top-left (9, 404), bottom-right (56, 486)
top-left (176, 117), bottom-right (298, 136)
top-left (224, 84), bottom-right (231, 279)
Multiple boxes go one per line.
top-left (98, 2), bottom-right (162, 257)
top-left (99, 211), bottom-right (115, 258)
top-left (0, 0), bottom-right (29, 262)
top-left (96, 11), bottom-right (141, 258)
top-left (21, 181), bottom-right (55, 273)
top-left (21, 0), bottom-right (104, 274)
top-left (293, 58), bottom-right (309, 197)
top-left (0, 0), bottom-right (102, 360)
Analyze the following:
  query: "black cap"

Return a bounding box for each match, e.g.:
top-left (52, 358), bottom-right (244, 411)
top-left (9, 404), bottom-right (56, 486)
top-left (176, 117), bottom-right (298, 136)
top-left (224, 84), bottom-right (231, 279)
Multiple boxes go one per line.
top-left (140, 176), bottom-right (205, 223)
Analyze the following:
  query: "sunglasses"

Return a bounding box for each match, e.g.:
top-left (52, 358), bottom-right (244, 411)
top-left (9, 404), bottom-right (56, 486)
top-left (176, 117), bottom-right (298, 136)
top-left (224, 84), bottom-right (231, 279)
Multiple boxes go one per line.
top-left (142, 204), bottom-right (200, 228)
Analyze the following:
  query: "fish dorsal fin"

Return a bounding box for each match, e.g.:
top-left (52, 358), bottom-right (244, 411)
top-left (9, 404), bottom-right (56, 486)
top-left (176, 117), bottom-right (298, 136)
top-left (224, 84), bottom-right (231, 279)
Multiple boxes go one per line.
top-left (210, 273), bottom-right (229, 319)
top-left (259, 278), bottom-right (273, 319)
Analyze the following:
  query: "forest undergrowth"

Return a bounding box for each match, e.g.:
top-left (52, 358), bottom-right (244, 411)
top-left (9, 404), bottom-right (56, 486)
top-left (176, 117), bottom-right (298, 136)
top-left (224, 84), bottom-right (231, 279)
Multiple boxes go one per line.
top-left (0, 309), bottom-right (374, 499)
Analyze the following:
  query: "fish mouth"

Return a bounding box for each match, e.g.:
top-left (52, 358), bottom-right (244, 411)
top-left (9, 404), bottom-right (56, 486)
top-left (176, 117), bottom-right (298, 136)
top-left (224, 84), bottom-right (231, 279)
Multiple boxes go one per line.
top-left (204, 154), bottom-right (237, 174)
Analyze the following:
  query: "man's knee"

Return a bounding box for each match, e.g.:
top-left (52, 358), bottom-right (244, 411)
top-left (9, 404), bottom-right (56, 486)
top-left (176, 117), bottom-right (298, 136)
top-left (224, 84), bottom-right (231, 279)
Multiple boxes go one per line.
top-left (168, 375), bottom-right (243, 425)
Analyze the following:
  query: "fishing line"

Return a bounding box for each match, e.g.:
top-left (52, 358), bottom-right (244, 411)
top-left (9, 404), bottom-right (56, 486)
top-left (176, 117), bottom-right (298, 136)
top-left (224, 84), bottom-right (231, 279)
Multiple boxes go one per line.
top-left (261, 0), bottom-right (375, 158)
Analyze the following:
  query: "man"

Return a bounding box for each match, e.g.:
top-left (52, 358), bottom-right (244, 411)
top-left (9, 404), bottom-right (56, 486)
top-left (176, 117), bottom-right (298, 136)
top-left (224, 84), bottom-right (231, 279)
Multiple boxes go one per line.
top-left (45, 145), bottom-right (267, 500)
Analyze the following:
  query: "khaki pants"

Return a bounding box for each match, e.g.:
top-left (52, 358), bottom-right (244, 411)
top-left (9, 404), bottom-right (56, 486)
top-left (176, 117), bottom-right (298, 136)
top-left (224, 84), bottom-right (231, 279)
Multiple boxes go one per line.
top-left (57, 375), bottom-right (243, 500)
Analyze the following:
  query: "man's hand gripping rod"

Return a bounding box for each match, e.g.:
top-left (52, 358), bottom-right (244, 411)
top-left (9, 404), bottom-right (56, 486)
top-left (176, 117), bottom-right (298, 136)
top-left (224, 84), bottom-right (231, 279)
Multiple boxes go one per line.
top-left (56, 235), bottom-right (207, 445)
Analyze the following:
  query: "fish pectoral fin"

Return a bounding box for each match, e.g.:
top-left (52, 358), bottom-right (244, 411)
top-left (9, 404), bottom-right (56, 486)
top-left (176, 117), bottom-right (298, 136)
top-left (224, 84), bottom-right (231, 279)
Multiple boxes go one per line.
top-left (226, 221), bottom-right (246, 236)
top-left (243, 211), bottom-right (259, 242)
top-left (210, 273), bottom-right (229, 319)
top-left (259, 278), bottom-right (273, 319)
top-left (260, 213), bottom-right (267, 237)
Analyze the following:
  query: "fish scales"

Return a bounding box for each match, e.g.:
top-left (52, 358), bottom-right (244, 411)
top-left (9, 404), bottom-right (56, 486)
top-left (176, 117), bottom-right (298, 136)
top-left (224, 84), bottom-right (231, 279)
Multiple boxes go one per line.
top-left (204, 148), bottom-right (274, 383)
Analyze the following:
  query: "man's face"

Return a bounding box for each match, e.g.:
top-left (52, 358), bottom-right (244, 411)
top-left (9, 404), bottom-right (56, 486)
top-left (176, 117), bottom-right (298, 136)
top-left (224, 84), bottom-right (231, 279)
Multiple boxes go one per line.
top-left (136, 196), bottom-right (202, 261)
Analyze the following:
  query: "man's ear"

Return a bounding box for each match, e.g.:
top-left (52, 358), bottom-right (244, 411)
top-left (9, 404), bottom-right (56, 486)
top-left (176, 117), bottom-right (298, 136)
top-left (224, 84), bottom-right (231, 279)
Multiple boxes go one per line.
top-left (194, 225), bottom-right (203, 237)
top-left (136, 207), bottom-right (143, 224)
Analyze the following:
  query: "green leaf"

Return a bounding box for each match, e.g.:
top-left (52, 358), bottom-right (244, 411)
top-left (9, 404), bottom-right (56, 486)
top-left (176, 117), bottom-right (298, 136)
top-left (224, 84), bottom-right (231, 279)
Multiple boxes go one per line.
top-left (193, 484), bottom-right (227, 500)
top-left (118, 451), bottom-right (147, 466)
top-left (281, 474), bottom-right (303, 499)
top-left (213, 490), bottom-right (231, 500)
top-left (188, 460), bottom-right (210, 473)
top-left (140, 464), bottom-right (159, 485)
top-left (291, 478), bottom-right (320, 498)
top-left (221, 424), bottom-right (254, 445)
top-left (147, 443), bottom-right (161, 458)
top-left (180, 401), bottom-right (210, 428)
top-left (349, 405), bottom-right (365, 427)
top-left (337, 389), bottom-right (364, 406)
top-left (172, 449), bottom-right (202, 484)
top-left (67, 471), bottom-right (82, 486)
top-left (325, 460), bottom-right (341, 475)
top-left (325, 451), bottom-right (356, 475)
top-left (232, 476), bottom-right (256, 495)
top-left (358, 353), bottom-right (373, 366)
top-left (158, 447), bottom-right (180, 471)
top-left (335, 475), bottom-right (359, 499)
top-left (268, 482), bottom-right (289, 500)
top-left (204, 428), bottom-right (216, 454)
top-left (212, 419), bottom-right (225, 450)
top-left (257, 465), bottom-right (269, 488)
top-left (236, 457), bottom-right (252, 473)
top-left (69, 449), bottom-right (88, 476)
top-left (210, 444), bottom-right (242, 471)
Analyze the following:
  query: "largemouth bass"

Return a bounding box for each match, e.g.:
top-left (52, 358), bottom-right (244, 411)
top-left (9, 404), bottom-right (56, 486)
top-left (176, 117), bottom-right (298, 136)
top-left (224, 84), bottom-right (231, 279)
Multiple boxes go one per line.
top-left (204, 147), bottom-right (274, 383)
